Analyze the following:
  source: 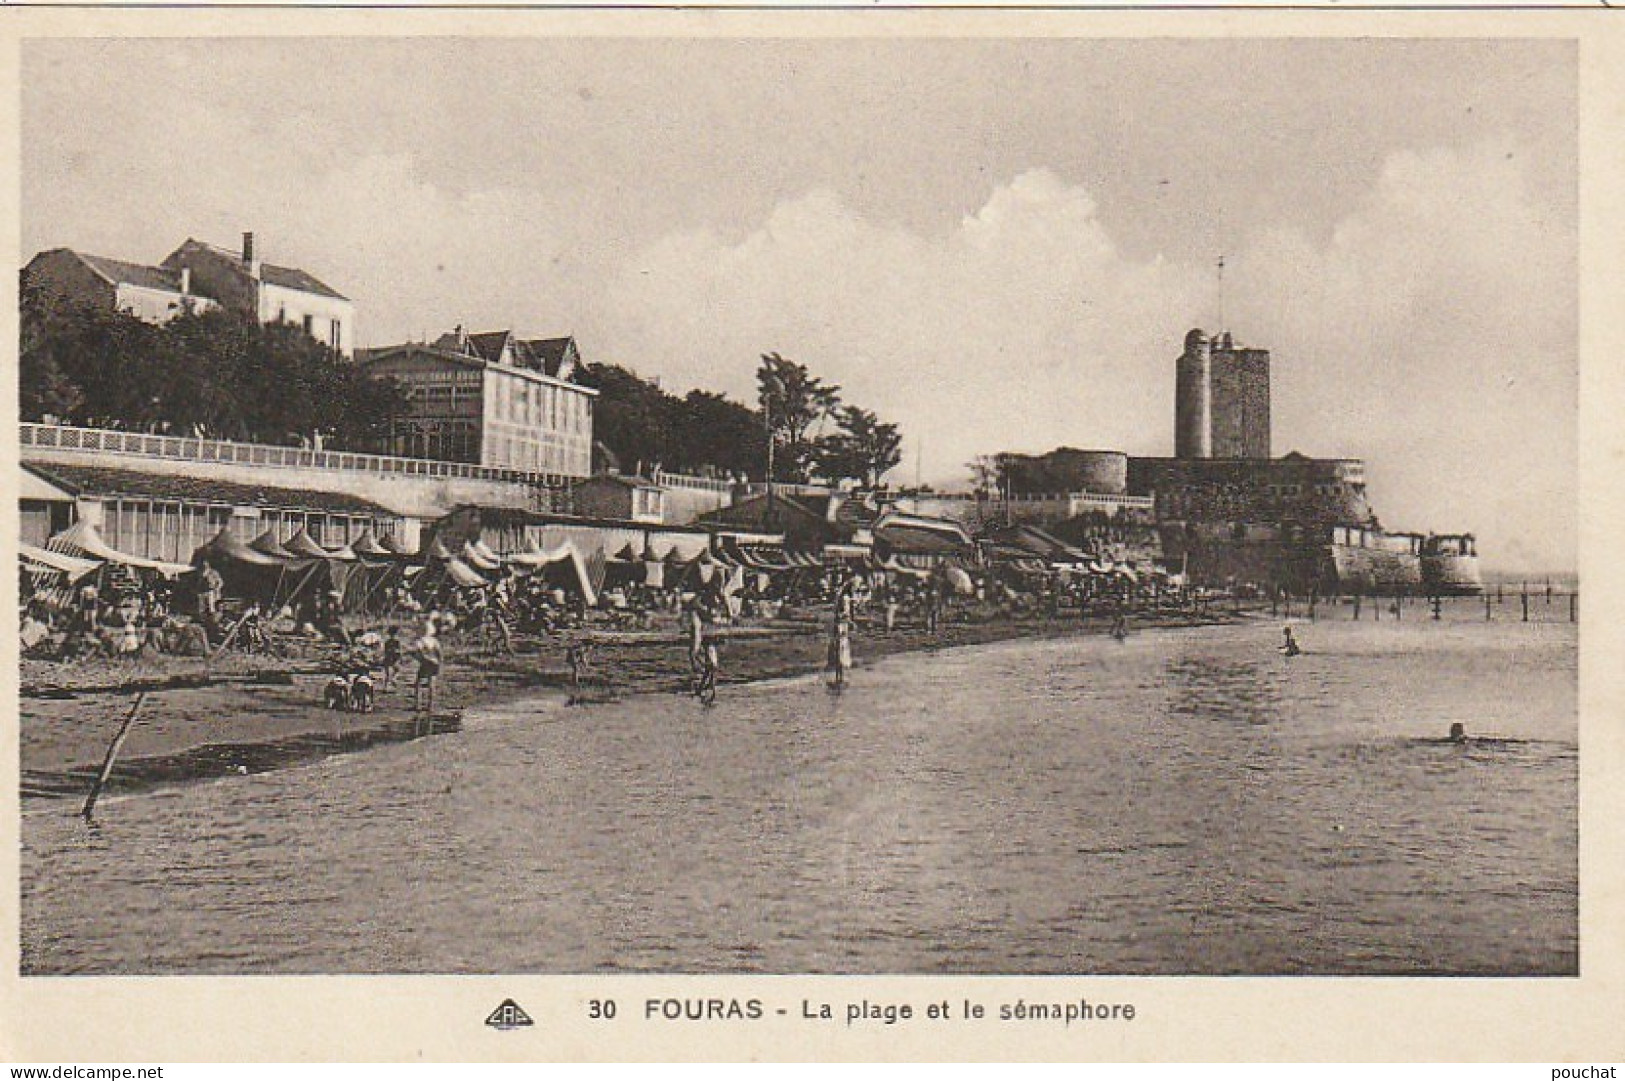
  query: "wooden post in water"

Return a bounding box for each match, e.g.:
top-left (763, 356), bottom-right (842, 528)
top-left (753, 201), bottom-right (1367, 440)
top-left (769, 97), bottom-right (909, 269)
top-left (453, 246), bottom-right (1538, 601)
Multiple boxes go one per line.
top-left (1521, 586), bottom-right (1530, 623)
top-left (82, 691), bottom-right (148, 821)
top-left (1571, 592), bottom-right (1577, 623)
top-left (1309, 588), bottom-right (1318, 621)
top-left (1485, 592), bottom-right (1492, 622)
top-left (1353, 591), bottom-right (1362, 621)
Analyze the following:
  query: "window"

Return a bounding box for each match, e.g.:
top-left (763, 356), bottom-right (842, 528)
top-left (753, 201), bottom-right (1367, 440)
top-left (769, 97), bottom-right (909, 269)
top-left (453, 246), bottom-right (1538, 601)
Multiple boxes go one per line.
top-left (330, 319), bottom-right (341, 347)
top-left (303, 314), bottom-right (314, 336)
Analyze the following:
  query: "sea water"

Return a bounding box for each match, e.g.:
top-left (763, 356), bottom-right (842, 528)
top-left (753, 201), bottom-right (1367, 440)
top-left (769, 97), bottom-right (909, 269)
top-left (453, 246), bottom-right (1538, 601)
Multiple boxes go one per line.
top-left (20, 610), bottom-right (1577, 975)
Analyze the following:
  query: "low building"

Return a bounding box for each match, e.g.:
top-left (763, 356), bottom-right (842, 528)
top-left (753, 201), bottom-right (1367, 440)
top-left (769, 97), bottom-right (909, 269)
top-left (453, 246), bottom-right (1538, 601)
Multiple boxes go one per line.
top-left (23, 248), bottom-right (219, 325)
top-left (572, 474), bottom-right (667, 524)
top-left (358, 328), bottom-right (596, 479)
top-left (697, 489), bottom-right (876, 552)
top-left (23, 461), bottom-right (402, 565)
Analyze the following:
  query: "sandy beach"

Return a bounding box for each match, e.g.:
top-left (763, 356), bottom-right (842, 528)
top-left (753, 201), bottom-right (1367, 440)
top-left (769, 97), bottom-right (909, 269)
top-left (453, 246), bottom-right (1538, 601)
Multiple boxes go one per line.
top-left (20, 606), bottom-right (1234, 805)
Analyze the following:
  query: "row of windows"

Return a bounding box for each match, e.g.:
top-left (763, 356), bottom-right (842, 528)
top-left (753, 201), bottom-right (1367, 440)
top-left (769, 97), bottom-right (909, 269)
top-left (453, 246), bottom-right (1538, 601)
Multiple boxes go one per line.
top-left (391, 419), bottom-right (481, 464)
top-left (98, 500), bottom-right (391, 564)
top-left (490, 376), bottom-right (592, 434)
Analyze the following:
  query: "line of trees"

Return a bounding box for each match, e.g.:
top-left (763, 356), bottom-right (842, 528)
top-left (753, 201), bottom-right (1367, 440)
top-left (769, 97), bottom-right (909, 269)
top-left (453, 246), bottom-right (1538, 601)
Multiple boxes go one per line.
top-left (20, 282), bottom-right (405, 450)
top-left (21, 278), bottom-right (906, 487)
top-left (757, 352), bottom-right (902, 487)
top-left (580, 353), bottom-right (903, 488)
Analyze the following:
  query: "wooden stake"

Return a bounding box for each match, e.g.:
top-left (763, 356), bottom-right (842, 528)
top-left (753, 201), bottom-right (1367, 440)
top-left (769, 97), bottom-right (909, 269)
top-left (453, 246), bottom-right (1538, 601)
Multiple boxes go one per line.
top-left (82, 691), bottom-right (148, 821)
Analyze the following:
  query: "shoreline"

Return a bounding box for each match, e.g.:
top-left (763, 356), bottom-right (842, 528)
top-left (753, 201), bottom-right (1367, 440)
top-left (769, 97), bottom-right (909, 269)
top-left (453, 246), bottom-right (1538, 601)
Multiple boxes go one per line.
top-left (20, 607), bottom-right (1244, 808)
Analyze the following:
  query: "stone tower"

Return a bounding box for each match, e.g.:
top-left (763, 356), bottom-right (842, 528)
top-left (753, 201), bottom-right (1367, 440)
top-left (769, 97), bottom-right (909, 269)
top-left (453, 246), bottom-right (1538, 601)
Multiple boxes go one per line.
top-left (1174, 328), bottom-right (1212, 459)
top-left (1208, 331), bottom-right (1271, 459)
top-left (1174, 327), bottom-right (1271, 460)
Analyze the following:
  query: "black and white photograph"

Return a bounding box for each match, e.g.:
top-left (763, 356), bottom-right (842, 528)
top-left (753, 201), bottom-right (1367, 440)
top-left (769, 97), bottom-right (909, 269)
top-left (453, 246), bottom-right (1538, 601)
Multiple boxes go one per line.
top-left (7, 18), bottom-right (1607, 1049)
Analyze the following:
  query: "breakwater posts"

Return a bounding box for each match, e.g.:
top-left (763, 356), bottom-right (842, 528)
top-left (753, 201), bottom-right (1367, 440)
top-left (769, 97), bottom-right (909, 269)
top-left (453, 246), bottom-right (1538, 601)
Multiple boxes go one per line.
top-left (1337, 589), bottom-right (1578, 624)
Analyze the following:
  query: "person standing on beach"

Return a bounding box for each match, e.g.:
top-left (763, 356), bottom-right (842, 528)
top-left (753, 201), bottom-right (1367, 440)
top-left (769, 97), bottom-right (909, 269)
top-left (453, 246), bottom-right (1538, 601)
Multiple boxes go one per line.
top-left (693, 633), bottom-right (720, 705)
top-left (410, 619), bottom-right (444, 714)
top-left (684, 601), bottom-right (706, 687)
top-left (380, 626), bottom-right (402, 692)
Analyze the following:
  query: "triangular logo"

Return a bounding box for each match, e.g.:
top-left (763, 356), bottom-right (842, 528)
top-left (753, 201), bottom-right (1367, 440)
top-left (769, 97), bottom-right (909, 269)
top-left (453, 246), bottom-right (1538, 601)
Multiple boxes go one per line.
top-left (485, 998), bottom-right (535, 1030)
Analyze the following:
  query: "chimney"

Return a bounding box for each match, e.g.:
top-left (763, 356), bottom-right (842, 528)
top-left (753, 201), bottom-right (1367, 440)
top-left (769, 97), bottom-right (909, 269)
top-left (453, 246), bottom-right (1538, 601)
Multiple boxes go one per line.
top-left (241, 232), bottom-right (255, 266)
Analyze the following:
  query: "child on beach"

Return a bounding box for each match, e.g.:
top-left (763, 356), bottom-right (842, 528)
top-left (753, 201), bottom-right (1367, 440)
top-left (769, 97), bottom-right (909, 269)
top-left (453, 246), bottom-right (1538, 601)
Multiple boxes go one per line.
top-left (693, 634), bottom-right (720, 705)
top-left (381, 627), bottom-right (402, 692)
top-left (566, 641), bottom-right (593, 696)
top-left (410, 619), bottom-right (444, 714)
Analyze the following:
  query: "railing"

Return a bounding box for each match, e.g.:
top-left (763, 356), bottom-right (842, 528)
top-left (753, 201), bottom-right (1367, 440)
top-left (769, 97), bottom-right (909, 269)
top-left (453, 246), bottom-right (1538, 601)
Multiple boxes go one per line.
top-left (655, 472), bottom-right (738, 494)
top-left (21, 422), bottom-right (577, 488)
top-left (909, 490), bottom-right (1155, 510)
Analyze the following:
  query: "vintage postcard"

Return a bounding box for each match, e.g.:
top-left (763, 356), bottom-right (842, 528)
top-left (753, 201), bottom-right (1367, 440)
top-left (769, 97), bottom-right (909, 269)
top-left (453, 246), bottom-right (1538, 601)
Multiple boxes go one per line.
top-left (2, 7), bottom-right (1621, 1062)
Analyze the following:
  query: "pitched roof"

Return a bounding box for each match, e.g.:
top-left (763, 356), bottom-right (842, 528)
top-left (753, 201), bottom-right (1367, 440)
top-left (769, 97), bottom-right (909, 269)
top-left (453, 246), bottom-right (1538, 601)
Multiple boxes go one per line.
top-left (74, 252), bottom-right (186, 294)
top-left (465, 330), bottom-right (513, 363)
top-left (520, 337), bottom-right (577, 377)
top-left (454, 331), bottom-right (577, 377)
top-left (23, 462), bottom-right (397, 517)
top-left (168, 239), bottom-right (349, 301)
top-left (259, 263), bottom-right (347, 300)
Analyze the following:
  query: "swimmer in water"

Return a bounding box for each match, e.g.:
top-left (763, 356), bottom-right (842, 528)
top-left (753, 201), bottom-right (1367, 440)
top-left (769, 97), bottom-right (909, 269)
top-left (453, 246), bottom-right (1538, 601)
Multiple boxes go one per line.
top-left (1280, 626), bottom-right (1302, 657)
top-left (1448, 722), bottom-right (1467, 743)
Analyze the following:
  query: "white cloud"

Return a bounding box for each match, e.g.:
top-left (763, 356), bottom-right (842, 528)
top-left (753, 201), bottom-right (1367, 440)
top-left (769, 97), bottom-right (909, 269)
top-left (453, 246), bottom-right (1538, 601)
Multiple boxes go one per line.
top-left (597, 147), bottom-right (1574, 571)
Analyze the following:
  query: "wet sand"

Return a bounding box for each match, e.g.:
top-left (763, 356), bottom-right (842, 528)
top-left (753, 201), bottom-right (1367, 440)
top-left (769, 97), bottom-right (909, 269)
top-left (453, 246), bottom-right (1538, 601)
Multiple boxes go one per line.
top-left (20, 606), bottom-right (1234, 805)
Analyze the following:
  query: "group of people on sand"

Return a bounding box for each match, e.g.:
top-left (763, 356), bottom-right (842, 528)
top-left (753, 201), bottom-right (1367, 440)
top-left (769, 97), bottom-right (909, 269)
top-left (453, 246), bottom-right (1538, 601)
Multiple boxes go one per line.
top-left (321, 618), bottom-right (444, 716)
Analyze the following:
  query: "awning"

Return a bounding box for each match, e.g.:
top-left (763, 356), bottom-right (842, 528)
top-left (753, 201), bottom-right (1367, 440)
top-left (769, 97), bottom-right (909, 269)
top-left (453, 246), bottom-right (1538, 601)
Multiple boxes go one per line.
top-left (51, 521), bottom-right (192, 577)
top-left (506, 540), bottom-right (598, 607)
top-left (462, 540), bottom-right (501, 572)
top-left (878, 554), bottom-right (933, 578)
top-left (443, 557), bottom-right (488, 588)
top-left (19, 542), bottom-right (101, 582)
top-left (198, 527), bottom-right (285, 568)
top-left (284, 529), bottom-right (336, 560)
top-left (350, 530), bottom-right (395, 558)
top-left (250, 530), bottom-right (301, 562)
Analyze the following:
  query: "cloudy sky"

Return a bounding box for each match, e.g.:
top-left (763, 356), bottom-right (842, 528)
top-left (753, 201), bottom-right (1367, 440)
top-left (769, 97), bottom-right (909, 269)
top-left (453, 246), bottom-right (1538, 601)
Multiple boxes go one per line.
top-left (22, 37), bottom-right (1576, 572)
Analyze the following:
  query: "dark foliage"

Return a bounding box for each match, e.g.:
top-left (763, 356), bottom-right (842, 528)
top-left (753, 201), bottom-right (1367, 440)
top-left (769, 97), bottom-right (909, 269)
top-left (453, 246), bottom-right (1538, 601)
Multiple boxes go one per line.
top-left (19, 283), bottom-right (406, 451)
top-left (576, 363), bottom-right (767, 479)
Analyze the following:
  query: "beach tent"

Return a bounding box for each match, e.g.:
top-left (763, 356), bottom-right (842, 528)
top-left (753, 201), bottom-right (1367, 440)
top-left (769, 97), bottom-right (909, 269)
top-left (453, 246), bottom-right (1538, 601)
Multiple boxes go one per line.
top-left (350, 530), bottom-right (395, 559)
top-left (943, 566), bottom-right (976, 596)
top-left (283, 529), bottom-right (336, 560)
top-left (249, 530), bottom-right (303, 563)
top-left (462, 540), bottom-right (501, 573)
top-left (191, 526), bottom-right (292, 605)
top-left (278, 528), bottom-right (374, 610)
top-left (20, 542), bottom-right (101, 583)
top-left (508, 540), bottom-right (599, 607)
top-left (325, 541), bottom-right (360, 562)
top-left (51, 520), bottom-right (192, 578)
top-left (442, 557), bottom-right (489, 589)
top-left (470, 538), bottom-right (504, 567)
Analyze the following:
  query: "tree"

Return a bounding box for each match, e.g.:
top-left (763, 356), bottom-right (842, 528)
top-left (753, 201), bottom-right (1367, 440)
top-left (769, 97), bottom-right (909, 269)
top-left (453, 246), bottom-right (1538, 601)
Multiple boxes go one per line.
top-left (757, 352), bottom-right (841, 483)
top-left (681, 389), bottom-right (767, 479)
top-left (17, 288), bottom-right (407, 450)
top-left (813, 406), bottom-right (903, 488)
top-left (966, 453), bottom-right (1017, 497)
